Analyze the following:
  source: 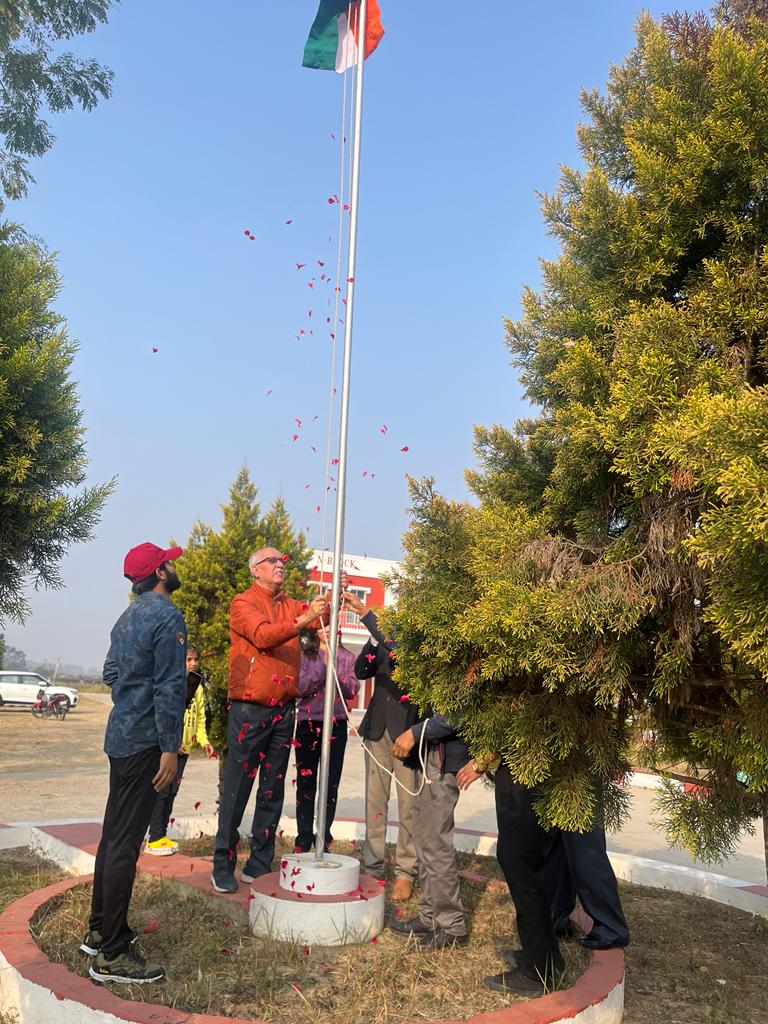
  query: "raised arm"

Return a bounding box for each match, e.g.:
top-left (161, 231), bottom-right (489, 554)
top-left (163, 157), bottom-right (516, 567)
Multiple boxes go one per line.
top-left (231, 593), bottom-right (328, 650)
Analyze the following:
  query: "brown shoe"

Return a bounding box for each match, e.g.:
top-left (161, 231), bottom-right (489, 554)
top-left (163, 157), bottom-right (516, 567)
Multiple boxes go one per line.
top-left (391, 877), bottom-right (413, 902)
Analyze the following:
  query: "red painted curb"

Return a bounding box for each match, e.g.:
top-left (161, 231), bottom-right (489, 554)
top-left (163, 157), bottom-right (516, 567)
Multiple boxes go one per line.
top-left (0, 873), bottom-right (624, 1024)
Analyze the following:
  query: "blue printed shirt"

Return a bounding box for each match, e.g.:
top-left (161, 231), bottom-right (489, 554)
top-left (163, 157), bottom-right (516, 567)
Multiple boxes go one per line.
top-left (102, 592), bottom-right (187, 758)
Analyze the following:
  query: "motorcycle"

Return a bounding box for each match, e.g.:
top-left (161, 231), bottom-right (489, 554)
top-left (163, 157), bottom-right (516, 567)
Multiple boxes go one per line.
top-left (31, 694), bottom-right (69, 720)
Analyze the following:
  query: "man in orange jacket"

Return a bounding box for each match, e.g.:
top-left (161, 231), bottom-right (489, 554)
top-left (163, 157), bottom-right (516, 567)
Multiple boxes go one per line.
top-left (211, 547), bottom-right (345, 892)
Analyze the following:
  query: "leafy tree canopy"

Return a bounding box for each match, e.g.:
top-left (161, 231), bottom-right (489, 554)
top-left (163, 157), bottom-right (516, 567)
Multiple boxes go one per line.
top-left (0, 0), bottom-right (117, 202)
top-left (172, 468), bottom-right (312, 750)
top-left (0, 226), bottom-right (113, 622)
top-left (392, 1), bottom-right (768, 867)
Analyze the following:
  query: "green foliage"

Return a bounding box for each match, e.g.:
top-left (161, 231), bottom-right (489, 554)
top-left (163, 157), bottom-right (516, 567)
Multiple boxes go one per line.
top-left (0, 633), bottom-right (5, 669)
top-left (0, 225), bottom-right (113, 622)
top-left (0, 0), bottom-right (116, 202)
top-left (393, 3), bottom-right (768, 858)
top-left (2, 644), bottom-right (26, 669)
top-left (171, 468), bottom-right (312, 750)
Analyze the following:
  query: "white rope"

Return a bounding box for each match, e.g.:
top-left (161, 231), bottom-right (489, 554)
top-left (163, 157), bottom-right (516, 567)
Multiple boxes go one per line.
top-left (317, 621), bottom-right (432, 797)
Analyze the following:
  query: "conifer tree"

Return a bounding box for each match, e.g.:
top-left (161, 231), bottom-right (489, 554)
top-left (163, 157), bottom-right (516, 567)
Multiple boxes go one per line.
top-left (172, 468), bottom-right (311, 750)
top-left (0, 226), bottom-right (113, 622)
top-left (393, 2), bottom-right (768, 874)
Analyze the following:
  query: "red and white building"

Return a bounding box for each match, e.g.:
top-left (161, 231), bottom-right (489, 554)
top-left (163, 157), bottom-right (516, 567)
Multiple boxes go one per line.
top-left (307, 550), bottom-right (400, 709)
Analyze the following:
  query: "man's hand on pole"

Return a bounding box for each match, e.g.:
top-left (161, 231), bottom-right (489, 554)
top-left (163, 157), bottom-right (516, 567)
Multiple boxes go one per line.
top-left (298, 595), bottom-right (328, 628)
top-left (153, 751), bottom-right (178, 792)
top-left (342, 591), bottom-right (366, 616)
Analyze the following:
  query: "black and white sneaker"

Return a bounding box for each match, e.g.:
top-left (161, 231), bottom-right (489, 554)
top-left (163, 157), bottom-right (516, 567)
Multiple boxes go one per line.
top-left (79, 928), bottom-right (138, 957)
top-left (211, 870), bottom-right (239, 894)
top-left (89, 949), bottom-right (164, 985)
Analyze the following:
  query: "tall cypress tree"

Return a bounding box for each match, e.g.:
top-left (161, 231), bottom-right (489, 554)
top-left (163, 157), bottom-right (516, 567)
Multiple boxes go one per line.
top-left (0, 227), bottom-right (114, 622)
top-left (394, 2), bottom-right (768, 874)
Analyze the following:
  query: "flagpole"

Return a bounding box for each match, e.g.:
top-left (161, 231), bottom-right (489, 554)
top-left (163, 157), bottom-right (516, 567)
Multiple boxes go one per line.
top-left (315, 0), bottom-right (368, 862)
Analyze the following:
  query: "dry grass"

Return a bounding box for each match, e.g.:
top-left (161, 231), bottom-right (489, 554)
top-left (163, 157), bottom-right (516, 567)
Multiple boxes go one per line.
top-left (0, 847), bottom-right (65, 913)
top-left (31, 838), bottom-right (587, 1024)
top-left (621, 883), bottom-right (768, 1024)
top-left (8, 842), bottom-right (768, 1024)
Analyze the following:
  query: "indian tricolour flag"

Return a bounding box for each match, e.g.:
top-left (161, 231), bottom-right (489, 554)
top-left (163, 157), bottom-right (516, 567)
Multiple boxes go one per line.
top-left (303, 0), bottom-right (385, 72)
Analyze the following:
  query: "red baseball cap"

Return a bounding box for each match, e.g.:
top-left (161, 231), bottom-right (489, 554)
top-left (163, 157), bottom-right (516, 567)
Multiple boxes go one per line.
top-left (123, 542), bottom-right (183, 583)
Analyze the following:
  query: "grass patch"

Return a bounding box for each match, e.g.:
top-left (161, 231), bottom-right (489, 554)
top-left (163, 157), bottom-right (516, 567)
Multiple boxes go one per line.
top-left (0, 847), bottom-right (65, 914)
top-left (9, 841), bottom-right (768, 1024)
top-left (620, 882), bottom-right (768, 1024)
top-left (31, 838), bottom-right (587, 1024)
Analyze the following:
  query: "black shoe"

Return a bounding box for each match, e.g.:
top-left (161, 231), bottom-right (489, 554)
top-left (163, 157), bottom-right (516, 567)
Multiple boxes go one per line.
top-left (416, 928), bottom-right (468, 950)
top-left (211, 870), bottom-right (239, 894)
top-left (388, 915), bottom-right (433, 937)
top-left (484, 968), bottom-right (546, 996)
top-left (89, 949), bottom-right (164, 985)
top-left (240, 858), bottom-right (271, 884)
top-left (79, 928), bottom-right (138, 957)
top-left (500, 946), bottom-right (530, 969)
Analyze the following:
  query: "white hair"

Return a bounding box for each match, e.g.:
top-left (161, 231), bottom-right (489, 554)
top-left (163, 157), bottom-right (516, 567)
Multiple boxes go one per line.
top-left (249, 547), bottom-right (272, 572)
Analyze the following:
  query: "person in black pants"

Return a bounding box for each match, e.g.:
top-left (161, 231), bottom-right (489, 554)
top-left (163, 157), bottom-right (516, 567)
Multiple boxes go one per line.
top-left (546, 826), bottom-right (630, 950)
top-left (294, 629), bottom-right (360, 851)
top-left (82, 542), bottom-right (187, 986)
top-left (458, 759), bottom-right (629, 995)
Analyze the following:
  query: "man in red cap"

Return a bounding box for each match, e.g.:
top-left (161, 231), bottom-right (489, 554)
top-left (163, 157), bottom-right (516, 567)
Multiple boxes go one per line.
top-left (83, 542), bottom-right (188, 986)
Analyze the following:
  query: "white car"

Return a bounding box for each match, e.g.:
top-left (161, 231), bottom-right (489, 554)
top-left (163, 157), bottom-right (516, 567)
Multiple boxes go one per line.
top-left (0, 671), bottom-right (79, 711)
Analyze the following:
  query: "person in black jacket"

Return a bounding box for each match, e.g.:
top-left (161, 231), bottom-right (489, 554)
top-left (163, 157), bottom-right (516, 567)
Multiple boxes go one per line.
top-left (389, 712), bottom-right (471, 948)
top-left (344, 592), bottom-right (418, 902)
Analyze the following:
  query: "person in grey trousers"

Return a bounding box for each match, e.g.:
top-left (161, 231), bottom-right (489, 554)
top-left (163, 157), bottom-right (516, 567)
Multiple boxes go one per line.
top-left (389, 711), bottom-right (471, 948)
top-left (345, 593), bottom-right (418, 902)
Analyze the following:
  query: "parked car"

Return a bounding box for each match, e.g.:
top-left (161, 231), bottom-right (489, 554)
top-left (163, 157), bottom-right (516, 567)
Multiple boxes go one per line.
top-left (0, 671), bottom-right (79, 711)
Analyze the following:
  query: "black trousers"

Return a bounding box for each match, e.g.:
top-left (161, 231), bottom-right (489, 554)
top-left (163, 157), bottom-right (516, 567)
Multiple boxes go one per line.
top-left (213, 699), bottom-right (295, 878)
top-left (547, 825), bottom-right (630, 949)
top-left (494, 763), bottom-right (565, 980)
top-left (148, 752), bottom-right (188, 842)
top-left (89, 746), bottom-right (161, 959)
top-left (294, 718), bottom-right (348, 851)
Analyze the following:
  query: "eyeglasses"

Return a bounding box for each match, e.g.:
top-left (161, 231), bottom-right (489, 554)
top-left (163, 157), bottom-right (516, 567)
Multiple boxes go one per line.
top-left (254, 556), bottom-right (287, 566)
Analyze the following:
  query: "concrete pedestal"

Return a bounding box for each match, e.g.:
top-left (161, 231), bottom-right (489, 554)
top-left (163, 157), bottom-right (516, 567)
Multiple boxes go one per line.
top-left (249, 854), bottom-right (385, 946)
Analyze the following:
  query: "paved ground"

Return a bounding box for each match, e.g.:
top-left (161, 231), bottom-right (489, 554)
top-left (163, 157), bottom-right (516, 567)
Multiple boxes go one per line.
top-left (1, 694), bottom-right (765, 883)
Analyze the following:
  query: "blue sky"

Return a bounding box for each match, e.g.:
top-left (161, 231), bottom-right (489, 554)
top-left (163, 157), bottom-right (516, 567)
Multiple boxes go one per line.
top-left (4, 0), bottom-right (699, 668)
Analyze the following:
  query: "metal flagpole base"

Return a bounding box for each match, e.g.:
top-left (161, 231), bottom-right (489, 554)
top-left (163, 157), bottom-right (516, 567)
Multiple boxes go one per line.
top-left (249, 854), bottom-right (384, 946)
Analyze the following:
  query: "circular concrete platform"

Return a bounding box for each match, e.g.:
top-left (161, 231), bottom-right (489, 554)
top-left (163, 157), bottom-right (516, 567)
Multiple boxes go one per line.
top-left (250, 862), bottom-right (385, 945)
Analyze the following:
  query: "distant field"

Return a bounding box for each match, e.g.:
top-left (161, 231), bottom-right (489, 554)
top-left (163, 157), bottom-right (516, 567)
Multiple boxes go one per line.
top-left (67, 681), bottom-right (109, 693)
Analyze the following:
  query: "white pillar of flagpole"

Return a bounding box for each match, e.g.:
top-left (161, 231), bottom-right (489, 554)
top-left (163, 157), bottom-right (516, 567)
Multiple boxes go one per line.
top-left (314, 0), bottom-right (368, 862)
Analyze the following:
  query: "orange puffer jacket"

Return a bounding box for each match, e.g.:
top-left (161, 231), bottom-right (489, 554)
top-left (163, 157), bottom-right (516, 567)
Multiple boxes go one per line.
top-left (228, 584), bottom-right (321, 706)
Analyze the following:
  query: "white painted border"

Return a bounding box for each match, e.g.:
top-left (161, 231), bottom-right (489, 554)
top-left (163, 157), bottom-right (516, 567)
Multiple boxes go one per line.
top-left (24, 815), bottom-right (768, 918)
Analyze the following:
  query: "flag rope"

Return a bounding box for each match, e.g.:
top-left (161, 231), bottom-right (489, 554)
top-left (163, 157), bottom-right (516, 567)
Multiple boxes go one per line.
top-left (318, 621), bottom-right (432, 798)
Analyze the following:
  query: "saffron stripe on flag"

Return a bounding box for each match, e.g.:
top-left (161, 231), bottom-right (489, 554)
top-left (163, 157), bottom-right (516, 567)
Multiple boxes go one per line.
top-left (303, 0), bottom-right (385, 72)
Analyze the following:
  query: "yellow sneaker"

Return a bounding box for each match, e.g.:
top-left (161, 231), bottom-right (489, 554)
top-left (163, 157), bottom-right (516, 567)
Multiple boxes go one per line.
top-left (144, 837), bottom-right (178, 857)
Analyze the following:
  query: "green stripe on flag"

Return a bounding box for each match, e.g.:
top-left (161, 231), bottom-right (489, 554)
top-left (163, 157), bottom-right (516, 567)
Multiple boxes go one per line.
top-left (303, 0), bottom-right (349, 70)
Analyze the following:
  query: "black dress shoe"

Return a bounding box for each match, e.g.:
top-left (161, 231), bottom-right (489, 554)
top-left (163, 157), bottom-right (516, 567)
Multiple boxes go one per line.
top-left (484, 968), bottom-right (546, 996)
top-left (416, 928), bottom-right (468, 950)
top-left (388, 915), bottom-right (433, 937)
top-left (500, 947), bottom-right (529, 968)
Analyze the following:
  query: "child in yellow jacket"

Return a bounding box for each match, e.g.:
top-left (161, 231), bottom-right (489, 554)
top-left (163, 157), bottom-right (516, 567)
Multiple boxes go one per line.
top-left (145, 647), bottom-right (215, 856)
